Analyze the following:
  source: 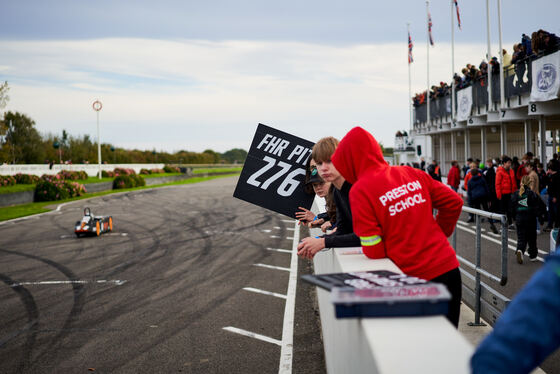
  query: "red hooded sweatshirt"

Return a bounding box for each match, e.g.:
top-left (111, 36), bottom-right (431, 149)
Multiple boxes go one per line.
top-left (332, 127), bottom-right (462, 281)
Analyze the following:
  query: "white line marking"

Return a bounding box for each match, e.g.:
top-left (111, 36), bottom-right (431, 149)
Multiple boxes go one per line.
top-left (10, 280), bottom-right (127, 287)
top-left (270, 235), bottom-right (280, 238)
top-left (261, 229), bottom-right (272, 233)
top-left (286, 237), bottom-right (293, 240)
top-left (455, 225), bottom-right (545, 262)
top-left (457, 221), bottom-right (518, 244)
top-left (267, 248), bottom-right (292, 254)
top-left (222, 326), bottom-right (281, 346)
top-left (253, 263), bottom-right (291, 272)
top-left (242, 287), bottom-right (287, 299)
top-left (274, 226), bottom-right (282, 229)
top-left (279, 220), bottom-right (299, 374)
top-left (281, 220), bottom-right (294, 223)
top-left (286, 228), bottom-right (295, 231)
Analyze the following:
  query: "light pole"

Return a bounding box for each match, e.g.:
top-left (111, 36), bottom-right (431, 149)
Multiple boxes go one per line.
top-left (92, 100), bottom-right (103, 179)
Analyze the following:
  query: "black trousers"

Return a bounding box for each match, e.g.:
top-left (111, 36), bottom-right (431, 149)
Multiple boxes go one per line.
top-left (499, 194), bottom-right (513, 225)
top-left (516, 215), bottom-right (538, 258)
top-left (430, 267), bottom-right (462, 328)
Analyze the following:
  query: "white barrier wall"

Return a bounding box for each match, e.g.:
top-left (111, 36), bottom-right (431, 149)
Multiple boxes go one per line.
top-left (309, 198), bottom-right (473, 374)
top-left (0, 164), bottom-right (165, 177)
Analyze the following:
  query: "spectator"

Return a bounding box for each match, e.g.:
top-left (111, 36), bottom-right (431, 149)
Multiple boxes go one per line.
top-left (490, 57), bottom-right (500, 75)
top-left (297, 137), bottom-right (361, 259)
top-left (447, 160), bottom-right (461, 192)
top-left (516, 154), bottom-right (529, 184)
top-left (511, 176), bottom-right (540, 263)
top-left (521, 33), bottom-right (533, 56)
top-left (467, 169), bottom-right (496, 234)
top-left (544, 160), bottom-right (559, 232)
top-left (502, 48), bottom-right (513, 77)
top-left (331, 126), bottom-right (464, 327)
top-left (296, 160), bottom-right (335, 230)
top-left (483, 158), bottom-right (499, 234)
top-left (463, 157), bottom-right (474, 178)
top-left (495, 156), bottom-right (517, 229)
top-left (549, 159), bottom-right (560, 230)
top-left (427, 160), bottom-right (442, 182)
top-left (464, 162), bottom-right (478, 192)
top-left (470, 251), bottom-right (560, 374)
top-left (420, 157), bottom-right (426, 171)
top-left (512, 43), bottom-right (527, 88)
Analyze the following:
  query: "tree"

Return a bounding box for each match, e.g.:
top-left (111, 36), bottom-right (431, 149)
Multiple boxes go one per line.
top-left (4, 111), bottom-right (45, 164)
top-left (221, 148), bottom-right (247, 163)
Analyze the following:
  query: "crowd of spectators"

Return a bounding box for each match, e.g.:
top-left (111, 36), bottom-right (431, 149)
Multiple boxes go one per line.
top-left (412, 29), bottom-right (560, 107)
top-left (424, 152), bottom-right (560, 262)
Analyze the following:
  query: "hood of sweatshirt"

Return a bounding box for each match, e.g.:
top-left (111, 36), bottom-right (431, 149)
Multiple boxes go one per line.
top-left (331, 126), bottom-right (388, 184)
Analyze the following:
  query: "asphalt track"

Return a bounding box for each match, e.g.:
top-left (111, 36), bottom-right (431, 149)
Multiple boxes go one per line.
top-left (1, 175), bottom-right (559, 373)
top-left (0, 176), bottom-right (325, 374)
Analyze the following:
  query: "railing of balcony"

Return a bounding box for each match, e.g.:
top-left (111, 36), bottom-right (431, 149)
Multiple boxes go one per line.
top-left (413, 54), bottom-right (540, 124)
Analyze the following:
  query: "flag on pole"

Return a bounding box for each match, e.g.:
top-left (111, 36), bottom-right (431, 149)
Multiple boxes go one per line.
top-left (408, 31), bottom-right (414, 63)
top-left (428, 11), bottom-right (434, 46)
top-left (454, 0), bottom-right (462, 30)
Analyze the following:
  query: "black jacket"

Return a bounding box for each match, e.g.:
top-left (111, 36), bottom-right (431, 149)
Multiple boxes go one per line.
top-left (511, 190), bottom-right (540, 218)
top-left (468, 175), bottom-right (489, 202)
top-left (483, 166), bottom-right (497, 199)
top-left (324, 181), bottom-right (361, 248)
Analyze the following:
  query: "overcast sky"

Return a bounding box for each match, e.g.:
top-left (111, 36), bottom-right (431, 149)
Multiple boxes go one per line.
top-left (1, 1), bottom-right (559, 152)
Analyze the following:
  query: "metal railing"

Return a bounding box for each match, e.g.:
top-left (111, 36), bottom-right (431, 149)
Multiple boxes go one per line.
top-left (451, 206), bottom-right (511, 326)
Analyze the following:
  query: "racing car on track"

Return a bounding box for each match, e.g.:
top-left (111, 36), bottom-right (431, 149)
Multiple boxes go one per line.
top-left (75, 207), bottom-right (113, 237)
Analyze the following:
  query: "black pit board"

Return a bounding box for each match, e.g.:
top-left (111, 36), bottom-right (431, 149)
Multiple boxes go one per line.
top-left (302, 270), bottom-right (451, 319)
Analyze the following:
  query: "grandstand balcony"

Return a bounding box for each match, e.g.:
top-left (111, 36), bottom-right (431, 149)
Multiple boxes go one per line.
top-left (410, 51), bottom-right (560, 175)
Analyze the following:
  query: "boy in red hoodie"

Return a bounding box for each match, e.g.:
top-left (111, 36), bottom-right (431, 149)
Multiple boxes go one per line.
top-left (332, 126), bottom-right (464, 327)
top-left (495, 156), bottom-right (517, 228)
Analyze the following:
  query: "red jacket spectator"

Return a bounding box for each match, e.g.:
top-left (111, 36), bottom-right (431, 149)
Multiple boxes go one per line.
top-left (495, 166), bottom-right (517, 199)
top-left (464, 171), bottom-right (473, 191)
top-left (516, 163), bottom-right (528, 184)
top-left (331, 126), bottom-right (462, 281)
top-left (447, 164), bottom-right (460, 190)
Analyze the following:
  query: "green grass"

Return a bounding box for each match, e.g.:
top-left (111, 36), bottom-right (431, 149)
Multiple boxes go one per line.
top-left (142, 172), bottom-right (181, 178)
top-left (0, 184), bottom-right (35, 194)
top-left (79, 177), bottom-right (114, 184)
top-left (193, 167), bottom-right (243, 174)
top-left (0, 173), bottom-right (240, 222)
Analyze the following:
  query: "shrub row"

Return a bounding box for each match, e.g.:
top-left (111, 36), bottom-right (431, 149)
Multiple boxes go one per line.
top-left (163, 165), bottom-right (180, 173)
top-left (57, 170), bottom-right (88, 180)
top-left (113, 174), bottom-right (146, 189)
top-left (139, 168), bottom-right (165, 175)
top-left (0, 175), bottom-right (17, 187)
top-left (34, 179), bottom-right (87, 202)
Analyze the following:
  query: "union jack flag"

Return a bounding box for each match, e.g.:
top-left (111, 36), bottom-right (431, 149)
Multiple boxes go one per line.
top-left (408, 31), bottom-right (414, 63)
top-left (428, 11), bottom-right (434, 46)
top-left (454, 0), bottom-right (462, 30)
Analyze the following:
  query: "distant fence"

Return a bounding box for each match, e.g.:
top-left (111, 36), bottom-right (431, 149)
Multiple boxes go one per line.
top-left (0, 163), bottom-right (242, 177)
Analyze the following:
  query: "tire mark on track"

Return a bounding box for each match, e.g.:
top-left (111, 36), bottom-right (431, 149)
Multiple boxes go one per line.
top-left (0, 249), bottom-right (86, 369)
top-left (0, 273), bottom-right (39, 373)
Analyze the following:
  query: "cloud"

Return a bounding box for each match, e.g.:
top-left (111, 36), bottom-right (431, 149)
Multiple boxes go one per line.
top-left (1, 38), bottom-right (504, 152)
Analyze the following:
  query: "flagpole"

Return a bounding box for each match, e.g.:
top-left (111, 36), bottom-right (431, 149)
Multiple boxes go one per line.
top-left (407, 23), bottom-right (412, 131)
top-left (497, 0), bottom-right (505, 110)
top-left (486, 0), bottom-right (493, 110)
top-left (426, 1), bottom-right (430, 127)
top-left (451, 0), bottom-right (455, 123)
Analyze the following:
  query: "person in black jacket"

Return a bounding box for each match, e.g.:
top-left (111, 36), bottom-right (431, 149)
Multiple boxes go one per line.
top-left (427, 160), bottom-right (442, 181)
top-left (483, 159), bottom-right (499, 234)
top-left (297, 137), bottom-right (361, 259)
top-left (511, 176), bottom-right (540, 263)
top-left (467, 169), bottom-right (498, 234)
